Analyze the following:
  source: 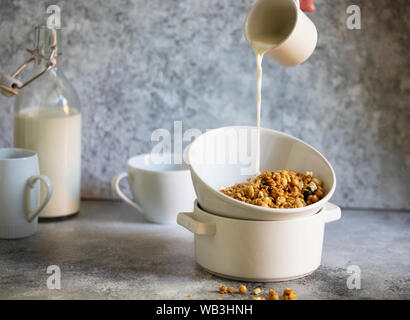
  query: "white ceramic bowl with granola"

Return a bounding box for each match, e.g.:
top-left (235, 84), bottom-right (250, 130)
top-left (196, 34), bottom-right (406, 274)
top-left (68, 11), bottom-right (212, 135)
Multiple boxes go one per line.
top-left (187, 126), bottom-right (337, 221)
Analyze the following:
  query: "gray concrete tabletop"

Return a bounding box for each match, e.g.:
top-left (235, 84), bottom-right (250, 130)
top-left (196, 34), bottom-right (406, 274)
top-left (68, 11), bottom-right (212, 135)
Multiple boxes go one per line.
top-left (0, 201), bottom-right (409, 300)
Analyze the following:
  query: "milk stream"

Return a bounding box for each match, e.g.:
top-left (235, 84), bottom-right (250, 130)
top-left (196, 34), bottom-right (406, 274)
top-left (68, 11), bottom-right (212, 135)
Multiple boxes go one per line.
top-left (14, 107), bottom-right (81, 217)
top-left (250, 34), bottom-right (283, 175)
top-left (255, 51), bottom-right (263, 175)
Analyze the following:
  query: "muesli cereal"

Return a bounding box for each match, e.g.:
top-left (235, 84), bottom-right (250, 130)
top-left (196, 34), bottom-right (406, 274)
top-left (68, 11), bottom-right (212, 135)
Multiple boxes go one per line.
top-left (214, 284), bottom-right (298, 300)
top-left (219, 285), bottom-right (227, 294)
top-left (252, 288), bottom-right (262, 295)
top-left (238, 285), bottom-right (247, 294)
top-left (220, 170), bottom-right (325, 209)
top-left (268, 289), bottom-right (280, 300)
top-left (283, 288), bottom-right (297, 300)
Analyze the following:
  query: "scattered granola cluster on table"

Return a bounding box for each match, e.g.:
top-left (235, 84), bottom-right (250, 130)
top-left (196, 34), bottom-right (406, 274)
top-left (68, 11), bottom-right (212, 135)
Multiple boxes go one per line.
top-left (217, 284), bottom-right (297, 300)
top-left (220, 169), bottom-right (325, 209)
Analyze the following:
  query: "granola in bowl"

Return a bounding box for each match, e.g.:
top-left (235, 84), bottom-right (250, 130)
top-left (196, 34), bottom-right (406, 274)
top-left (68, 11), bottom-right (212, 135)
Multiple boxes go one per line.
top-left (220, 169), bottom-right (325, 209)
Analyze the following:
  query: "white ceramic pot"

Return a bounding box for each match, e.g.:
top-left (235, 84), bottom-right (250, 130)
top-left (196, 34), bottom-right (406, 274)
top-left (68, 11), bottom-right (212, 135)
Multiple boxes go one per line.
top-left (188, 126), bottom-right (336, 221)
top-left (178, 201), bottom-right (341, 282)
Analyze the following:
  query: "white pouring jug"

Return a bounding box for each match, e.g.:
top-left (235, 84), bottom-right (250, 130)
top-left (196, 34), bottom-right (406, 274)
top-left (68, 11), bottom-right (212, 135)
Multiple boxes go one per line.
top-left (244, 0), bottom-right (317, 66)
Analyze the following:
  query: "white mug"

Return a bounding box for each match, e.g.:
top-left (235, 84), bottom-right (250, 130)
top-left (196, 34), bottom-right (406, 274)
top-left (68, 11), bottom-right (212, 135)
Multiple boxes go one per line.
top-left (112, 154), bottom-right (196, 224)
top-left (244, 0), bottom-right (318, 66)
top-left (0, 148), bottom-right (53, 239)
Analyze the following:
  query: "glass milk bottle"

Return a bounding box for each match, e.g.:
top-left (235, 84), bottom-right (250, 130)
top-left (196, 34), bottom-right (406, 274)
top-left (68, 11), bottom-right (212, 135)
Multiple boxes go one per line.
top-left (14, 26), bottom-right (81, 220)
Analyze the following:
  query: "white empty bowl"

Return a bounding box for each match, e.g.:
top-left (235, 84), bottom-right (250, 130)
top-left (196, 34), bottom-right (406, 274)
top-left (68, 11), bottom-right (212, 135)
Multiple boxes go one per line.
top-left (187, 126), bottom-right (336, 221)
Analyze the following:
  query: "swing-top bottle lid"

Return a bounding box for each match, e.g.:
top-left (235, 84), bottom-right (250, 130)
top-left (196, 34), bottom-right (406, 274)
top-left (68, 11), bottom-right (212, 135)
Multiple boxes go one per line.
top-left (0, 25), bottom-right (60, 97)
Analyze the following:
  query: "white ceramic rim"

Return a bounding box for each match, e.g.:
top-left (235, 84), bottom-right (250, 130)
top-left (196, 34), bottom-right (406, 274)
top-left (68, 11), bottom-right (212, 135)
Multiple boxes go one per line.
top-left (0, 148), bottom-right (37, 161)
top-left (126, 153), bottom-right (190, 174)
top-left (195, 200), bottom-right (324, 225)
top-left (188, 126), bottom-right (337, 215)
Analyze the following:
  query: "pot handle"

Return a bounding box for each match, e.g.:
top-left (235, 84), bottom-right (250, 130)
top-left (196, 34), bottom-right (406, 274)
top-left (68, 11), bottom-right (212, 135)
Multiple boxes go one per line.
top-left (323, 202), bottom-right (341, 223)
top-left (177, 212), bottom-right (216, 236)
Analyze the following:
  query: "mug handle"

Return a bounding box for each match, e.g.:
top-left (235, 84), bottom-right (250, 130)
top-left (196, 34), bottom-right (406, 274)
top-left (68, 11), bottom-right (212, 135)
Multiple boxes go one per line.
top-left (111, 172), bottom-right (143, 212)
top-left (26, 175), bottom-right (53, 223)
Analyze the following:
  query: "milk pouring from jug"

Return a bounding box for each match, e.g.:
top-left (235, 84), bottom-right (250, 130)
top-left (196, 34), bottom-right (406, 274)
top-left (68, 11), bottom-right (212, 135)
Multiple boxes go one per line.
top-left (243, 0), bottom-right (317, 174)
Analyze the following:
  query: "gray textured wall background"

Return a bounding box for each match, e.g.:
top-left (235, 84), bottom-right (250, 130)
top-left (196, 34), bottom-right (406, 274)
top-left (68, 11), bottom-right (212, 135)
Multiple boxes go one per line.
top-left (0, 0), bottom-right (409, 209)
